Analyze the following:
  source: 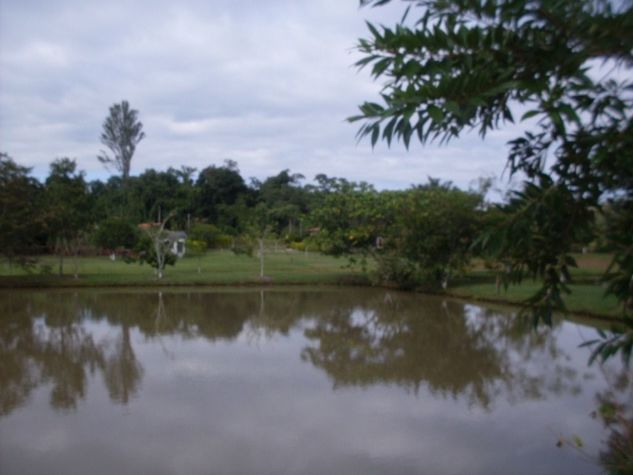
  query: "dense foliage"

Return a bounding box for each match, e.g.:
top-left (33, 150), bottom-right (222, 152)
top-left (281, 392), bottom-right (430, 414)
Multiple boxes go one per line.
top-left (394, 181), bottom-right (483, 286)
top-left (45, 158), bottom-right (93, 276)
top-left (352, 0), bottom-right (633, 321)
top-left (1, 148), bottom-right (492, 287)
top-left (92, 218), bottom-right (139, 252)
top-left (0, 154), bottom-right (45, 265)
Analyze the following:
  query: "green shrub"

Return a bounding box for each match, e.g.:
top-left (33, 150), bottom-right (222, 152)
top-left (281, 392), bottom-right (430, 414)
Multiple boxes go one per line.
top-left (373, 254), bottom-right (420, 290)
top-left (133, 234), bottom-right (177, 268)
top-left (289, 241), bottom-right (306, 251)
top-left (215, 234), bottom-right (233, 249)
top-left (186, 239), bottom-right (207, 256)
top-left (38, 263), bottom-right (53, 275)
top-left (231, 236), bottom-right (254, 256)
top-left (189, 223), bottom-right (220, 248)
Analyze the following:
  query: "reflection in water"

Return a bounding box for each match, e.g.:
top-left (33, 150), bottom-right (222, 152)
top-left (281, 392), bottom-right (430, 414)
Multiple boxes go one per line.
top-left (0, 288), bottom-right (627, 474)
top-left (104, 322), bottom-right (143, 405)
top-left (1, 293), bottom-right (107, 414)
top-left (588, 366), bottom-right (633, 473)
top-left (0, 289), bottom-right (588, 414)
top-left (299, 293), bottom-right (585, 409)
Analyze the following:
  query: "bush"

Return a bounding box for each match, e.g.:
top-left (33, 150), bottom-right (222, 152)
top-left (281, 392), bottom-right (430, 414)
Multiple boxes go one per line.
top-left (231, 236), bottom-right (254, 257)
top-left (283, 230), bottom-right (303, 244)
top-left (373, 254), bottom-right (420, 290)
top-left (133, 234), bottom-right (176, 269)
top-left (189, 223), bottom-right (220, 248)
top-left (38, 263), bottom-right (53, 275)
top-left (186, 239), bottom-right (207, 257)
top-left (288, 241), bottom-right (306, 252)
top-left (215, 234), bottom-right (233, 249)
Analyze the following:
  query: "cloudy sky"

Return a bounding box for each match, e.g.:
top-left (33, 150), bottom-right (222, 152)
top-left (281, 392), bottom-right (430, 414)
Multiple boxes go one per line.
top-left (0, 0), bottom-right (520, 191)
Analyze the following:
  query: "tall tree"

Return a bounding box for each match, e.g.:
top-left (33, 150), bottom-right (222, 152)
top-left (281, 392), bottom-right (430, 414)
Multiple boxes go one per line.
top-left (45, 158), bottom-right (92, 277)
top-left (98, 100), bottom-right (145, 181)
top-left (351, 0), bottom-right (633, 319)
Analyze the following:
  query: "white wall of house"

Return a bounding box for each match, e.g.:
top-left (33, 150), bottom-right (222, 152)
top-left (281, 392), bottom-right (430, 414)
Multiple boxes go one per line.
top-left (171, 239), bottom-right (186, 258)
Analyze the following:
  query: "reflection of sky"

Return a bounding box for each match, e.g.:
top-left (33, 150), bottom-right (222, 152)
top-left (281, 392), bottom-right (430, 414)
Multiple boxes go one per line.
top-left (0, 290), bottom-right (621, 475)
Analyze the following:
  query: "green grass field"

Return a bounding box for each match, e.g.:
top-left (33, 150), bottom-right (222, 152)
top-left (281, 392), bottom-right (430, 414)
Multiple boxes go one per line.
top-left (450, 253), bottom-right (622, 318)
top-left (0, 250), bottom-right (366, 287)
top-left (448, 280), bottom-right (621, 317)
top-left (0, 251), bottom-right (623, 319)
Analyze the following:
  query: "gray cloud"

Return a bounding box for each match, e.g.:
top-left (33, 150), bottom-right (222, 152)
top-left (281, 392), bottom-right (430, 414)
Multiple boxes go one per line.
top-left (0, 0), bottom-right (512, 189)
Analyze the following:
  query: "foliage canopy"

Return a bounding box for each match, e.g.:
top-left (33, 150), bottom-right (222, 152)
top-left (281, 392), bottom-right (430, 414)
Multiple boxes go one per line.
top-left (352, 0), bottom-right (633, 322)
top-left (0, 153), bottom-right (45, 263)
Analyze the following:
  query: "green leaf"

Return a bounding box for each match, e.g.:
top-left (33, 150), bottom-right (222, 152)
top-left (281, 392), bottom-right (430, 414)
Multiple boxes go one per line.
top-left (383, 116), bottom-right (398, 146)
top-left (366, 21), bottom-right (381, 39)
top-left (558, 103), bottom-right (580, 125)
top-left (371, 124), bottom-right (380, 146)
top-left (445, 101), bottom-right (461, 116)
top-left (372, 57), bottom-right (392, 77)
top-left (427, 105), bottom-right (444, 123)
top-left (355, 54), bottom-right (379, 68)
top-left (548, 110), bottom-right (565, 135)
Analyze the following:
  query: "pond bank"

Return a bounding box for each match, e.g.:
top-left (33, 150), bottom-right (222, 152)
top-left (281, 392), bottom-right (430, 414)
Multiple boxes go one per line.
top-left (1, 275), bottom-right (625, 324)
top-left (0, 251), bottom-right (624, 322)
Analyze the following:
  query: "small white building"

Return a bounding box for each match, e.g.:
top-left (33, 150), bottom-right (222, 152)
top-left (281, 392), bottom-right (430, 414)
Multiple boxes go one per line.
top-left (165, 231), bottom-right (187, 258)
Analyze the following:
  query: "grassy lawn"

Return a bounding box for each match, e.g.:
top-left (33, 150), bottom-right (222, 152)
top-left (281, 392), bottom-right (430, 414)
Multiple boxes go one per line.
top-left (450, 253), bottom-right (622, 318)
top-left (448, 279), bottom-right (621, 318)
top-left (0, 250), bottom-right (366, 287)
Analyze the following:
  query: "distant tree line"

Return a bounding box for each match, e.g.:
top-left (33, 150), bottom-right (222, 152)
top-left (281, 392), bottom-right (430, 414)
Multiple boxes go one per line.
top-left (0, 152), bottom-right (317, 267)
top-left (1, 151), bottom-right (618, 282)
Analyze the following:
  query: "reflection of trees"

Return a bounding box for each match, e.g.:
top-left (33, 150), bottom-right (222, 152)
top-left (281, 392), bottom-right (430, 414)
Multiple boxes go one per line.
top-left (36, 294), bottom-right (105, 410)
top-left (247, 289), bottom-right (317, 338)
top-left (0, 292), bottom-right (133, 415)
top-left (301, 296), bottom-right (503, 407)
top-left (0, 295), bottom-right (41, 416)
top-left (0, 289), bottom-right (276, 416)
top-left (300, 292), bottom-right (581, 409)
top-left (87, 291), bottom-right (253, 342)
top-left (38, 323), bottom-right (104, 410)
top-left (0, 293), bottom-right (108, 413)
top-left (590, 367), bottom-right (633, 473)
top-left (104, 323), bottom-right (142, 404)
top-left (0, 288), bottom-right (591, 417)
top-left (0, 288), bottom-right (361, 417)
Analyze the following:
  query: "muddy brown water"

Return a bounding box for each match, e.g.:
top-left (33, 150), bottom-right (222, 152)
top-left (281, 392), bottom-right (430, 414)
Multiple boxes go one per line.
top-left (0, 287), bottom-right (626, 474)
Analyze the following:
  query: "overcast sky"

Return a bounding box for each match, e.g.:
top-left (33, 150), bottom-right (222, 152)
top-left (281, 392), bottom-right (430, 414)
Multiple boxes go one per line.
top-left (0, 0), bottom-right (520, 191)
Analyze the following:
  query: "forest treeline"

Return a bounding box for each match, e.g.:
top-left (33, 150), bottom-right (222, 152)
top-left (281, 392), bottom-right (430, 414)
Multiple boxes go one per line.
top-left (0, 152), bottom-right (617, 290)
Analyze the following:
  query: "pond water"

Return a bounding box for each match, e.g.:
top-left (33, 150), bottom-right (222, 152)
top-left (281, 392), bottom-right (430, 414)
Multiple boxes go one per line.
top-left (0, 287), bottom-right (627, 474)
